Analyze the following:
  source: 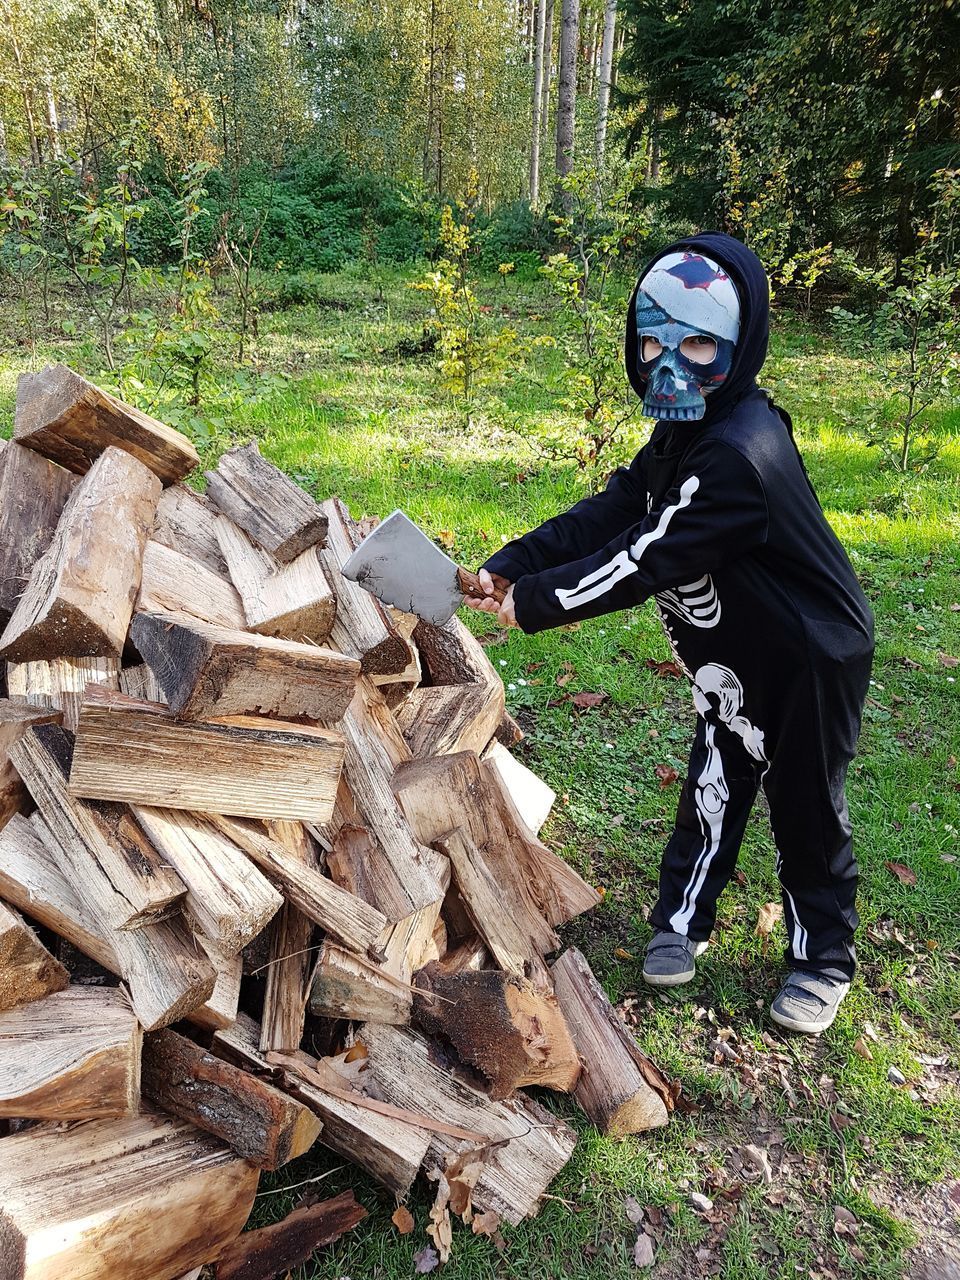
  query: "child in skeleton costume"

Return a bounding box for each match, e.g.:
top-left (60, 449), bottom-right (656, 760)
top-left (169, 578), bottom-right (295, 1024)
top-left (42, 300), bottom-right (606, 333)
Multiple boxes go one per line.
top-left (469, 233), bottom-right (874, 1035)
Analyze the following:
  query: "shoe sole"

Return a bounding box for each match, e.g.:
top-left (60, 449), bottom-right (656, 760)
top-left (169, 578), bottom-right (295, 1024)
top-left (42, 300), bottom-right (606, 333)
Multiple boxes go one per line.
top-left (769, 1007), bottom-right (836, 1035)
top-left (642, 941), bottom-right (708, 988)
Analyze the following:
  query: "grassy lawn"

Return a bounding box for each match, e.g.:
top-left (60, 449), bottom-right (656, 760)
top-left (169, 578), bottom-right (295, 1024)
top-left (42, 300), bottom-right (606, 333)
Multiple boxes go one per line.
top-left (2, 267), bottom-right (959, 1279)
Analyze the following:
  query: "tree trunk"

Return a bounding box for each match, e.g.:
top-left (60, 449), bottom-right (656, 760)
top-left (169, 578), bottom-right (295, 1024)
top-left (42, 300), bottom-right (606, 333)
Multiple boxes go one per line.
top-left (529, 0), bottom-right (548, 206)
top-left (595, 0), bottom-right (617, 171)
top-left (540, 0), bottom-right (555, 161)
top-left (554, 0), bottom-right (580, 199)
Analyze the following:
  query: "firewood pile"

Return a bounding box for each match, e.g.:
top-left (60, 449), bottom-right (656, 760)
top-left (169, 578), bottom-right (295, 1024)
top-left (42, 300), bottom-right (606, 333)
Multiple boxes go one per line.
top-left (0, 364), bottom-right (675, 1280)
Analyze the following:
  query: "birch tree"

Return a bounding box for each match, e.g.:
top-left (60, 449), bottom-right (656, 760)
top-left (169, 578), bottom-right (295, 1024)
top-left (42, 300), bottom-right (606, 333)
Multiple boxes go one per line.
top-left (594, 0), bottom-right (616, 170)
top-left (554, 0), bottom-right (579, 198)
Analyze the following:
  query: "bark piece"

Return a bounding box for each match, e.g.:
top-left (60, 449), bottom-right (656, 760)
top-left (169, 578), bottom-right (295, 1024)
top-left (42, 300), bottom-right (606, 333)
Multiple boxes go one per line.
top-left (259, 820), bottom-right (318, 1053)
top-left (0, 701), bottom-right (61, 831)
top-left (395, 684), bottom-right (505, 759)
top-left (482, 740), bottom-right (555, 834)
top-left (213, 816), bottom-right (389, 956)
top-left (214, 1192), bottom-right (366, 1280)
top-left (0, 986), bottom-right (141, 1120)
top-left (414, 964), bottom-right (580, 1100)
top-left (0, 899), bottom-right (68, 1011)
top-left (12, 721), bottom-right (186, 930)
top-left (0, 442), bottom-right (76, 629)
top-left (133, 807), bottom-right (283, 954)
top-left (153, 483), bottom-right (229, 578)
top-left (14, 363), bottom-right (199, 483)
top-left (357, 1023), bottom-right (577, 1225)
top-left (205, 442), bottom-right (328, 562)
top-left (213, 1013), bottom-right (430, 1196)
top-left (216, 518), bottom-right (336, 644)
top-left (137, 539), bottom-right (247, 630)
top-left (0, 813), bottom-right (219, 1031)
top-left (141, 1027), bottom-right (321, 1170)
top-left (0, 1110), bottom-right (259, 1280)
top-left (0, 446), bottom-right (162, 662)
top-left (6, 657), bottom-right (120, 732)
top-left (551, 947), bottom-right (672, 1136)
top-left (131, 611), bottom-right (359, 723)
top-left (319, 499), bottom-right (409, 674)
top-left (70, 687), bottom-right (345, 823)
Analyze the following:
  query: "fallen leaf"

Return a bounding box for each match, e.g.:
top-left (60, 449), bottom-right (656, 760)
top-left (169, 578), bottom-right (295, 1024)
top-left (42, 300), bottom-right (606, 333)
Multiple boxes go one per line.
top-left (556, 672), bottom-right (574, 686)
top-left (654, 763), bottom-right (679, 788)
top-left (615, 947), bottom-right (634, 961)
top-left (833, 1205), bottom-right (859, 1236)
top-left (885, 860), bottom-right (918, 886)
top-left (852, 1037), bottom-right (873, 1061)
top-left (426, 1172), bottom-right (452, 1262)
top-left (413, 1245), bottom-right (440, 1273)
top-left (633, 1233), bottom-right (656, 1268)
top-left (938, 653), bottom-right (959, 668)
top-left (741, 1144), bottom-right (774, 1184)
top-left (437, 529), bottom-right (455, 551)
top-left (624, 1195), bottom-right (644, 1225)
top-left (754, 902), bottom-right (783, 955)
top-left (645, 658), bottom-right (683, 679)
top-left (571, 691), bottom-right (608, 710)
top-left (392, 1206), bottom-right (415, 1235)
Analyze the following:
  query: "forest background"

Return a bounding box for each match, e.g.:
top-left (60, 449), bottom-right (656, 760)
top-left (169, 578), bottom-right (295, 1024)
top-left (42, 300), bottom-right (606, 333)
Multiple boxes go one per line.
top-left (1, 3), bottom-right (960, 1279)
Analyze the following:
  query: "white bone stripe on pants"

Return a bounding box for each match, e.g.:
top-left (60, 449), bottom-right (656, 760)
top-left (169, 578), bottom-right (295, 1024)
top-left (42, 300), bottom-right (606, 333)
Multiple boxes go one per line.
top-left (554, 475), bottom-right (701, 611)
top-left (669, 721), bottom-right (729, 932)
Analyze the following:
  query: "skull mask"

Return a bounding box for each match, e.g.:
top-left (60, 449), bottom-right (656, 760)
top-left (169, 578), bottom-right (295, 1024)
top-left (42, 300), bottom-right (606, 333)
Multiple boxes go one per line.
top-left (635, 251), bottom-right (741, 422)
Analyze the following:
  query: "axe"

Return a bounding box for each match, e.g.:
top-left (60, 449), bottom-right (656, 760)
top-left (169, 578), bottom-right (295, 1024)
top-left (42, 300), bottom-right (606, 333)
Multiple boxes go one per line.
top-left (341, 510), bottom-right (510, 626)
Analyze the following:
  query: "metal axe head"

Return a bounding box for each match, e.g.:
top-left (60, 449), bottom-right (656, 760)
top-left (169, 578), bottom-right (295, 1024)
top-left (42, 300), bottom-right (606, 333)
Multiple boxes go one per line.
top-left (341, 510), bottom-right (466, 626)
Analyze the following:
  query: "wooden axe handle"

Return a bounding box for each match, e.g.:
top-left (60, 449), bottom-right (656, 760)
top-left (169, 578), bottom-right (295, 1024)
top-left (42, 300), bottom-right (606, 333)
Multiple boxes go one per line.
top-left (457, 567), bottom-right (510, 605)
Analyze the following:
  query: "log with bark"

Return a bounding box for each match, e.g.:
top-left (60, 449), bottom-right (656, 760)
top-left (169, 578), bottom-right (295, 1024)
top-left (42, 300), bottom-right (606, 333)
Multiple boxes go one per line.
top-left (0, 986), bottom-right (141, 1120)
top-left (141, 1027), bottom-right (321, 1170)
top-left (130, 611), bottom-right (359, 723)
top-left (213, 1191), bottom-right (366, 1280)
top-left (0, 447), bottom-right (162, 662)
top-left (14, 363), bottom-right (199, 484)
top-left (205, 442), bottom-right (328, 562)
top-left (215, 518), bottom-right (336, 644)
top-left (0, 442), bottom-right (76, 630)
top-left (0, 899), bottom-right (69, 1011)
top-left (551, 947), bottom-right (673, 1137)
top-left (69, 687), bottom-right (345, 823)
top-left (0, 1110), bottom-right (259, 1280)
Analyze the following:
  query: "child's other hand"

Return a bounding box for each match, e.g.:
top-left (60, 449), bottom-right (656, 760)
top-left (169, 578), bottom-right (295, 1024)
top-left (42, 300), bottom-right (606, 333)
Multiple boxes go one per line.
top-left (466, 569), bottom-right (518, 628)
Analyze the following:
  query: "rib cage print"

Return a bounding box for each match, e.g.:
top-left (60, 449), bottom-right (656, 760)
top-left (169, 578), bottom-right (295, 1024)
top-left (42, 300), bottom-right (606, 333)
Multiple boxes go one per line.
top-left (656, 574), bottom-right (721, 629)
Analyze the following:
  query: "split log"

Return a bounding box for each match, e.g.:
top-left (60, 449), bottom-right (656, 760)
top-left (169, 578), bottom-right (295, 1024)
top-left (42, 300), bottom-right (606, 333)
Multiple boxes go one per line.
top-left (0, 814), bottom-right (219, 1032)
top-left (0, 701), bottom-right (61, 830)
top-left (0, 987), bottom-right (141, 1120)
top-left (214, 1192), bottom-right (366, 1280)
top-left (213, 816), bottom-right (389, 956)
top-left (260, 821), bottom-right (318, 1053)
top-left (131, 611), bottom-right (359, 723)
top-left (551, 948), bottom-right (672, 1137)
top-left (434, 935), bottom-right (490, 975)
top-left (357, 1023), bottom-right (577, 1225)
top-left (205, 442), bottom-right (328, 562)
top-left (141, 1028), bottom-right (321, 1170)
top-left (310, 941), bottom-right (411, 1025)
top-left (70, 687), bottom-right (345, 823)
top-left (0, 1110), bottom-right (259, 1280)
top-left (215, 518), bottom-right (336, 644)
top-left (318, 498), bottom-right (409, 675)
top-left (0, 447), bottom-right (162, 662)
top-left (395, 683), bottom-right (505, 759)
top-left (413, 614), bottom-right (520, 748)
top-left (0, 442), bottom-right (76, 629)
top-left (12, 721), bottom-right (186, 930)
top-left (0, 899), bottom-right (68, 1011)
top-left (213, 1014), bottom-right (430, 1196)
top-left (13, 721), bottom-right (185, 930)
top-left (189, 933), bottom-right (242, 1033)
top-left (118, 662), bottom-right (166, 703)
top-left (6, 656), bottom-right (120, 732)
top-left (137, 540), bottom-right (247, 630)
top-left (482, 740), bottom-right (555, 834)
top-left (153, 483), bottom-right (229, 578)
top-left (414, 963), bottom-right (580, 1099)
top-left (133, 807), bottom-right (283, 954)
top-left (13, 363), bottom-right (199, 483)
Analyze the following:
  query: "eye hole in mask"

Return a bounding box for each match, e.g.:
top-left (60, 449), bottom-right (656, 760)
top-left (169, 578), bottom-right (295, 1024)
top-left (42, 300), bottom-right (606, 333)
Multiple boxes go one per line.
top-left (641, 334), bottom-right (718, 365)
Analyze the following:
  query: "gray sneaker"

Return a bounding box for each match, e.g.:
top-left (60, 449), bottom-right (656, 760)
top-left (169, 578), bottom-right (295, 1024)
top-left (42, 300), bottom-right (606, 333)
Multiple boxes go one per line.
top-left (770, 972), bottom-right (850, 1034)
top-left (642, 931), bottom-right (708, 987)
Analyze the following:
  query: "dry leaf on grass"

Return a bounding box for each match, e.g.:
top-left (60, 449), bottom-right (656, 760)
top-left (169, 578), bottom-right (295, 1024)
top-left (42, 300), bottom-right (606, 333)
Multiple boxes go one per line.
top-left (633, 1233), bottom-right (656, 1268)
top-left (833, 1205), bottom-right (859, 1236)
top-left (741, 1144), bottom-right (774, 1184)
top-left (645, 658), bottom-right (683, 679)
top-left (392, 1206), bottom-right (414, 1235)
top-left (938, 652), bottom-right (959, 667)
top-left (571, 690), bottom-right (608, 710)
top-left (885, 860), bottom-right (918, 886)
top-left (853, 1036), bottom-right (874, 1061)
top-left (754, 902), bottom-right (783, 954)
top-left (413, 1244), bottom-right (440, 1273)
top-left (426, 1172), bottom-right (453, 1263)
top-left (654, 763), bottom-right (679, 788)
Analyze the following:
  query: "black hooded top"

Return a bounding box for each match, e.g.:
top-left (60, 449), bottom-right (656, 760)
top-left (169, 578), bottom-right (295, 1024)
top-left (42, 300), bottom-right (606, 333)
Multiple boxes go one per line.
top-left (481, 232), bottom-right (873, 688)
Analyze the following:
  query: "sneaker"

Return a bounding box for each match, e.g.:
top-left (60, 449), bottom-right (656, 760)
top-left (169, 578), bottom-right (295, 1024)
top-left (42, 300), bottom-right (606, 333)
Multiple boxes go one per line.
top-left (770, 972), bottom-right (850, 1034)
top-left (642, 931), bottom-right (708, 987)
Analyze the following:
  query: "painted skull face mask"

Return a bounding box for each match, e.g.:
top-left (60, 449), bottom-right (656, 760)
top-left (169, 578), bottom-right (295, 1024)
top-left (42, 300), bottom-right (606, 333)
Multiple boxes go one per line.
top-left (635, 251), bottom-right (741, 422)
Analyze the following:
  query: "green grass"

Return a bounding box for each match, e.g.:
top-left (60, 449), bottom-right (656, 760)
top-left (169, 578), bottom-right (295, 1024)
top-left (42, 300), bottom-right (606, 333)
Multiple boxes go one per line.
top-left (3, 266), bottom-right (959, 1279)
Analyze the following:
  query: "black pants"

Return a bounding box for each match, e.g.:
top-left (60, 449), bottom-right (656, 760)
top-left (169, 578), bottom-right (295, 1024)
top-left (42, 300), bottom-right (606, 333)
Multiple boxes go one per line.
top-left (650, 655), bottom-right (871, 983)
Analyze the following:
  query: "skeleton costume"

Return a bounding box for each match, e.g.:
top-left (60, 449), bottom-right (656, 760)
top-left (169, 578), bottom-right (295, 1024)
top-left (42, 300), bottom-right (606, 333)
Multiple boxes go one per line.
top-left (481, 233), bottom-right (874, 984)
